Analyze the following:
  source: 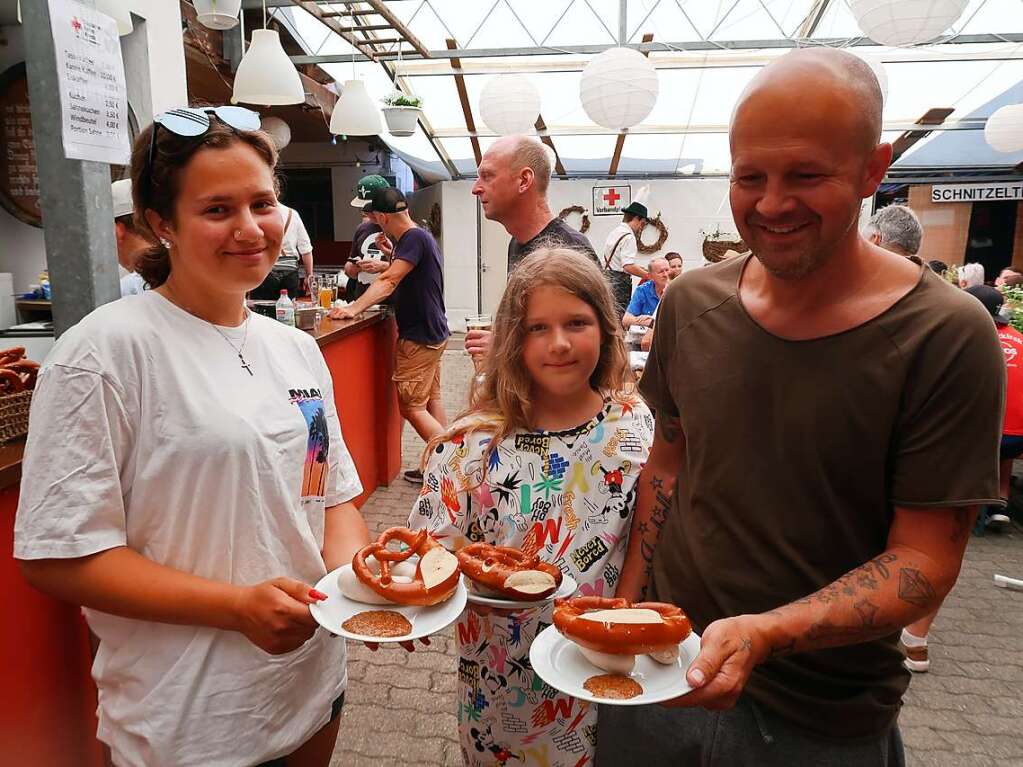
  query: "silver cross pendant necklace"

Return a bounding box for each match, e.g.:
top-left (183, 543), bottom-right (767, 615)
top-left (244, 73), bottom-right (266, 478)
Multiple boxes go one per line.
top-left (162, 285), bottom-right (254, 376)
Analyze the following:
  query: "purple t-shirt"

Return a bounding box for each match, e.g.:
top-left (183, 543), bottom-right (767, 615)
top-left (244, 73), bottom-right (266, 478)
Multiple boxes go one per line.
top-left (393, 227), bottom-right (450, 345)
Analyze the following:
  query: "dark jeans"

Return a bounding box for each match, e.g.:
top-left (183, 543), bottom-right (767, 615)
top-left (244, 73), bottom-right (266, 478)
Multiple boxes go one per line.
top-left (253, 692), bottom-right (345, 767)
top-left (596, 696), bottom-right (905, 767)
top-left (252, 268), bottom-right (302, 301)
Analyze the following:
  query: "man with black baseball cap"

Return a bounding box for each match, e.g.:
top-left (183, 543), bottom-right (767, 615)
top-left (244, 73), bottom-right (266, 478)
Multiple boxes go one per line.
top-left (331, 183), bottom-right (450, 481)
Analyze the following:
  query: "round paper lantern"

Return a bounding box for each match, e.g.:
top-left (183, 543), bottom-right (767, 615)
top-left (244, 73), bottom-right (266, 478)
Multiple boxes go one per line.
top-left (479, 75), bottom-right (541, 136)
top-left (259, 116), bottom-right (292, 150)
top-left (849, 0), bottom-right (969, 47)
top-left (985, 104), bottom-right (1023, 153)
top-left (580, 47), bottom-right (658, 130)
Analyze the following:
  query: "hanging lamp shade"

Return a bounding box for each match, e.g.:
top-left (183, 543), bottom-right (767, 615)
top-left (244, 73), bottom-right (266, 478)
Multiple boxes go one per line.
top-left (194, 0), bottom-right (242, 30)
top-left (232, 30), bottom-right (305, 106)
top-left (580, 47), bottom-right (658, 130)
top-left (985, 104), bottom-right (1023, 153)
top-left (478, 75), bottom-right (541, 136)
top-left (849, 0), bottom-right (969, 47)
top-left (260, 116), bottom-right (292, 150)
top-left (329, 80), bottom-right (382, 136)
top-left (95, 0), bottom-right (132, 36)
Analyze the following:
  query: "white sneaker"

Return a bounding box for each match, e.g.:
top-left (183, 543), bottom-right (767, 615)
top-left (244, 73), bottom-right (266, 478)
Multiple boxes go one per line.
top-left (987, 512), bottom-right (1011, 530)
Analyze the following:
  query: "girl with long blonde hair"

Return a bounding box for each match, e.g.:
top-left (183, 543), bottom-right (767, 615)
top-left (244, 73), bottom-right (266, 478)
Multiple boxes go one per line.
top-left (409, 247), bottom-right (654, 767)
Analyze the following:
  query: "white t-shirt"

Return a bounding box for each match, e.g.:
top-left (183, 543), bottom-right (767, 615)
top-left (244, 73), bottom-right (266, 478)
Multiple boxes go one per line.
top-left (601, 221), bottom-right (637, 274)
top-left (119, 271), bottom-right (146, 296)
top-left (276, 204), bottom-right (313, 271)
top-left (14, 291), bottom-right (362, 767)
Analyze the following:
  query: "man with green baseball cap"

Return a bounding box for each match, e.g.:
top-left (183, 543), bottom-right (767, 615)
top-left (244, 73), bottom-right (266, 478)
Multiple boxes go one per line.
top-left (350, 174), bottom-right (391, 209)
top-left (333, 181), bottom-right (450, 484)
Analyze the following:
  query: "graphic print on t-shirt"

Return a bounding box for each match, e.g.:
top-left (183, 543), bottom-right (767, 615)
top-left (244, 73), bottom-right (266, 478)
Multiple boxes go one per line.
top-left (290, 387), bottom-right (329, 498)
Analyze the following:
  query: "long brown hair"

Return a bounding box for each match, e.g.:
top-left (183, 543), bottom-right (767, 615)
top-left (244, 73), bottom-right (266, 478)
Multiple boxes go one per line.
top-left (129, 116), bottom-right (279, 288)
top-left (425, 247), bottom-right (633, 473)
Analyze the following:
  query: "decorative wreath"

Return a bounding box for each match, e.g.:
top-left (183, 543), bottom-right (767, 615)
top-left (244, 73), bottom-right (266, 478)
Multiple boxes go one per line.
top-left (557, 205), bottom-right (591, 234)
top-left (702, 237), bottom-right (747, 263)
top-left (637, 215), bottom-right (669, 255)
top-left (421, 203), bottom-right (442, 239)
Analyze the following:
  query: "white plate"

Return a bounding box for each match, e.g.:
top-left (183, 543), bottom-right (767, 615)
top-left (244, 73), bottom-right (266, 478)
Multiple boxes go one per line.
top-left (465, 573), bottom-right (578, 609)
top-left (529, 625), bottom-right (702, 706)
top-left (309, 564), bottom-right (467, 643)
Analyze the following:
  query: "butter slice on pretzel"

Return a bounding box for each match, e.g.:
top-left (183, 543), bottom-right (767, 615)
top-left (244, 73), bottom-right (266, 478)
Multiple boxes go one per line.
top-left (352, 527), bottom-right (460, 606)
top-left (456, 543), bottom-right (563, 601)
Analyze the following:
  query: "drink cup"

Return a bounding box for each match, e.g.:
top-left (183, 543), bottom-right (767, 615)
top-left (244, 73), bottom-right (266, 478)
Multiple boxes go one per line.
top-left (465, 314), bottom-right (493, 374)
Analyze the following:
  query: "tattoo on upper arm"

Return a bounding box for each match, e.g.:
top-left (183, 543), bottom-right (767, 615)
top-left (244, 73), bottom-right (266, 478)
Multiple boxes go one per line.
top-left (897, 567), bottom-right (937, 608)
top-left (638, 473), bottom-right (674, 599)
top-left (656, 416), bottom-right (682, 444)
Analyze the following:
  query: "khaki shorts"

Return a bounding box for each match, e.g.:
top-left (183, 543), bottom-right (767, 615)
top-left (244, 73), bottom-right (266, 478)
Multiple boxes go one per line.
top-left (393, 338), bottom-right (444, 411)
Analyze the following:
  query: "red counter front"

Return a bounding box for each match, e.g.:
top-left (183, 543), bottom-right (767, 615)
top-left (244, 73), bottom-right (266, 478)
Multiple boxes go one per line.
top-left (2, 312), bottom-right (402, 763)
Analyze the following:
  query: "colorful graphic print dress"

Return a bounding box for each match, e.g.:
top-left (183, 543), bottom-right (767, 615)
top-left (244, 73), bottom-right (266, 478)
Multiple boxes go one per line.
top-left (409, 398), bottom-right (653, 767)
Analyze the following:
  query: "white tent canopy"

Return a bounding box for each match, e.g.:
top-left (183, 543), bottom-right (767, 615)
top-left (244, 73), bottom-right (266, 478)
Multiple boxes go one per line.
top-left (273, 0), bottom-right (1023, 180)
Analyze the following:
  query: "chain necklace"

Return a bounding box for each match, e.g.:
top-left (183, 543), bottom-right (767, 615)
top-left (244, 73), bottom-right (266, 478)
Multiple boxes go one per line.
top-left (161, 286), bottom-right (254, 376)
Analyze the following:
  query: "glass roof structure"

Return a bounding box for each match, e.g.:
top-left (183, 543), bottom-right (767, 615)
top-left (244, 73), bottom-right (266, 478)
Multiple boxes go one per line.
top-left (266, 0), bottom-right (1023, 182)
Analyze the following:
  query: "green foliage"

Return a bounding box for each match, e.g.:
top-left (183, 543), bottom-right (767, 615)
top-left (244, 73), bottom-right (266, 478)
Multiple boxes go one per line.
top-left (382, 91), bottom-right (422, 108)
top-left (1000, 284), bottom-right (1023, 333)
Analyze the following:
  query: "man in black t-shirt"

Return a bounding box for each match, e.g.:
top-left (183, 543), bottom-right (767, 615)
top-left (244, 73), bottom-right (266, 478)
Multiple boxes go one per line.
top-left (467, 135), bottom-right (597, 358)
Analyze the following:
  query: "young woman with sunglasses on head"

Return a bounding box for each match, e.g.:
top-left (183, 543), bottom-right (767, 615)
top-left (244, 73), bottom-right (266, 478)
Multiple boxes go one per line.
top-left (14, 107), bottom-right (370, 767)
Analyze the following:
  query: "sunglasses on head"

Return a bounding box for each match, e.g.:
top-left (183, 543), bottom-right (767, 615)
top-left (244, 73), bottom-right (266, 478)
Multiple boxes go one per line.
top-left (147, 106), bottom-right (261, 172)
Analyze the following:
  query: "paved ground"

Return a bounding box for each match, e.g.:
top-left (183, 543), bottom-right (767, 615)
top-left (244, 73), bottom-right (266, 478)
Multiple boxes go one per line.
top-left (330, 345), bottom-right (1023, 767)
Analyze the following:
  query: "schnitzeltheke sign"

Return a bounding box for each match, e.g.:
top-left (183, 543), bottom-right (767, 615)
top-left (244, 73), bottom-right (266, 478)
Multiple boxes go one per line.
top-left (931, 182), bottom-right (1023, 203)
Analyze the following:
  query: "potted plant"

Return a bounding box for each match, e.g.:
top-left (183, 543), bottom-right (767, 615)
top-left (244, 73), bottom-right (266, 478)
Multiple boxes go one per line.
top-left (193, 0), bottom-right (242, 30)
top-left (381, 91), bottom-right (423, 137)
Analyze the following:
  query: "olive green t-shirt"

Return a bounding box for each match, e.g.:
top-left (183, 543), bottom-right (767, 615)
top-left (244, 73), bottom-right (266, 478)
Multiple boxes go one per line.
top-left (639, 255), bottom-right (1004, 740)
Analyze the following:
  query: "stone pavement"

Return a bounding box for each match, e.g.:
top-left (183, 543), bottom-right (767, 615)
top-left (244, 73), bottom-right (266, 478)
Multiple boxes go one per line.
top-left (330, 345), bottom-right (1023, 767)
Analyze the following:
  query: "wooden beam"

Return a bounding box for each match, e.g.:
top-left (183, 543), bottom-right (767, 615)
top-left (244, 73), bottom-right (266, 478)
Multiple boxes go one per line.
top-left (288, 1), bottom-right (383, 60)
top-left (362, 0), bottom-right (431, 58)
top-left (447, 39), bottom-right (482, 167)
top-left (321, 10), bottom-right (378, 16)
top-left (336, 24), bottom-right (392, 32)
top-left (535, 115), bottom-right (567, 177)
top-left (608, 33), bottom-right (653, 177)
top-left (891, 107), bottom-right (955, 162)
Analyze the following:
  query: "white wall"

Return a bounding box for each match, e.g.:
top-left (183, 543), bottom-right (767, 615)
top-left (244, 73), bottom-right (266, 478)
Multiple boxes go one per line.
top-left (0, 3), bottom-right (187, 293)
top-left (469, 177), bottom-right (736, 317)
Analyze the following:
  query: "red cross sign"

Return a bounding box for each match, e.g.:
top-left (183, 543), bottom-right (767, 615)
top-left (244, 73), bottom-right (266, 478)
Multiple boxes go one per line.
top-left (593, 185), bottom-right (631, 216)
top-left (603, 188), bottom-right (621, 206)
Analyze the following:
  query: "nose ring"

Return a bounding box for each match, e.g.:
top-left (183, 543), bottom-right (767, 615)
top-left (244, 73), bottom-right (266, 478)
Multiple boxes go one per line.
top-left (234, 230), bottom-right (243, 240)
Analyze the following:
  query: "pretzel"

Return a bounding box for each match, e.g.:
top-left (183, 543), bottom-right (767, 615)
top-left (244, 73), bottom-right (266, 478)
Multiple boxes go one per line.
top-left (0, 368), bottom-right (25, 394)
top-left (553, 596), bottom-right (691, 655)
top-left (4, 360), bottom-right (39, 390)
top-left (0, 347), bottom-right (25, 366)
top-left (352, 527), bottom-right (460, 606)
top-left (456, 543), bottom-right (563, 600)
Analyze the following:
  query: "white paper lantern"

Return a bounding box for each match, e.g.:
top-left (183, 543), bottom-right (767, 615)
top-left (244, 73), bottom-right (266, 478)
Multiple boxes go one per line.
top-left (478, 75), bottom-right (541, 136)
top-left (95, 0), bottom-right (132, 36)
top-left (260, 116), bottom-right (292, 150)
top-left (232, 30), bottom-right (304, 106)
top-left (330, 80), bottom-right (382, 137)
top-left (580, 47), bottom-right (658, 130)
top-left (849, 0), bottom-right (969, 47)
top-left (985, 104), bottom-right (1023, 154)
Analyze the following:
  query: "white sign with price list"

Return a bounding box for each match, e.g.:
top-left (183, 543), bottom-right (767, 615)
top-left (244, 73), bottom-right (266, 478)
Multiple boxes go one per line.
top-left (48, 0), bottom-right (130, 165)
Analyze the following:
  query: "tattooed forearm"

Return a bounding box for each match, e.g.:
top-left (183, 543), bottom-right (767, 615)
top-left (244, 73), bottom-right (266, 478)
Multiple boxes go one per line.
top-left (638, 477), bottom-right (673, 597)
top-left (897, 567), bottom-right (937, 607)
top-left (762, 549), bottom-right (947, 660)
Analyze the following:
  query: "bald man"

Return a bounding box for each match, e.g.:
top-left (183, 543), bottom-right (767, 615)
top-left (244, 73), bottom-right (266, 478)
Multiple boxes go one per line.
top-left (466, 135), bottom-right (597, 358)
top-left (603, 49), bottom-right (1003, 766)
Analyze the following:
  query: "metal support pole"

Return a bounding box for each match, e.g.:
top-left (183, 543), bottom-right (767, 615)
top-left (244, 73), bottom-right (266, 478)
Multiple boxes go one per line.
top-left (21, 0), bottom-right (121, 337)
top-left (618, 0), bottom-right (627, 44)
